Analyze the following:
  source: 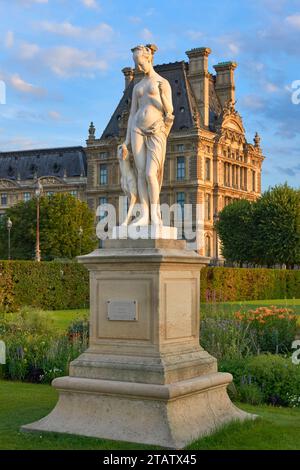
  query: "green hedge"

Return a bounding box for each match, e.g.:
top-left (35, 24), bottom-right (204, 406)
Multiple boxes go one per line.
top-left (1, 262), bottom-right (299, 311)
top-left (200, 267), bottom-right (300, 302)
top-left (0, 261), bottom-right (89, 311)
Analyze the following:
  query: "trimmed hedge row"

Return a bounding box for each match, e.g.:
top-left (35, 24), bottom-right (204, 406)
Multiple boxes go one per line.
top-left (1, 262), bottom-right (299, 311)
top-left (201, 266), bottom-right (300, 302)
top-left (0, 261), bottom-right (89, 311)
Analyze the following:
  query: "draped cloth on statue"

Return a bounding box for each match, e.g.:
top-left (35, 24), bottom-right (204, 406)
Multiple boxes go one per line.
top-left (133, 118), bottom-right (167, 191)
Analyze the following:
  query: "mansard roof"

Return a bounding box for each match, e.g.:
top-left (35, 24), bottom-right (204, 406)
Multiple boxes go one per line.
top-left (0, 146), bottom-right (87, 180)
top-left (101, 61), bottom-right (222, 140)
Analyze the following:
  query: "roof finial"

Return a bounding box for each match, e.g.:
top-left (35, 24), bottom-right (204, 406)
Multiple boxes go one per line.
top-left (254, 132), bottom-right (261, 148)
top-left (88, 122), bottom-right (96, 140)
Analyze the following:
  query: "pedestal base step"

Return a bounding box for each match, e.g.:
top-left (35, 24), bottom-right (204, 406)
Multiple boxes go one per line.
top-left (21, 372), bottom-right (255, 449)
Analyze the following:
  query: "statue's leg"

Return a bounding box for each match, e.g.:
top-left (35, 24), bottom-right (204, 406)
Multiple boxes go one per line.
top-left (131, 131), bottom-right (149, 225)
top-left (146, 154), bottom-right (161, 225)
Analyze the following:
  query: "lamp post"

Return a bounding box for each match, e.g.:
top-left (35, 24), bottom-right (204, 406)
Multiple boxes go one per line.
top-left (213, 211), bottom-right (219, 266)
top-left (7, 217), bottom-right (12, 260)
top-left (35, 180), bottom-right (43, 262)
top-left (79, 226), bottom-right (83, 255)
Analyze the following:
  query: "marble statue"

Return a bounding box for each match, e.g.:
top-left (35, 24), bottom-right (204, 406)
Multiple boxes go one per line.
top-left (118, 44), bottom-right (174, 226)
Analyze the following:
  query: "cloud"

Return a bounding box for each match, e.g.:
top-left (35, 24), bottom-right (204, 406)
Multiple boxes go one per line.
top-left (81, 0), bottom-right (99, 9)
top-left (39, 21), bottom-right (82, 37)
top-left (276, 164), bottom-right (300, 177)
top-left (9, 74), bottom-right (47, 96)
top-left (129, 16), bottom-right (142, 24)
top-left (146, 8), bottom-right (155, 16)
top-left (43, 46), bottom-right (108, 77)
top-left (285, 14), bottom-right (300, 29)
top-left (18, 42), bottom-right (40, 59)
top-left (140, 28), bottom-right (153, 41)
top-left (5, 31), bottom-right (14, 48)
top-left (36, 21), bottom-right (113, 41)
top-left (20, 0), bottom-right (48, 4)
top-left (241, 95), bottom-right (267, 110)
top-left (186, 30), bottom-right (203, 41)
top-left (264, 82), bottom-right (280, 93)
top-left (48, 110), bottom-right (62, 121)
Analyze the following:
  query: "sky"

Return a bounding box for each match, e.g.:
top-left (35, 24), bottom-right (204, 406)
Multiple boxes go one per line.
top-left (0, 0), bottom-right (299, 190)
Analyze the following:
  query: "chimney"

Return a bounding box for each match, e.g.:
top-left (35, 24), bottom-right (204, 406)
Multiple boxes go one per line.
top-left (186, 47), bottom-right (212, 128)
top-left (122, 67), bottom-right (134, 90)
top-left (213, 61), bottom-right (237, 108)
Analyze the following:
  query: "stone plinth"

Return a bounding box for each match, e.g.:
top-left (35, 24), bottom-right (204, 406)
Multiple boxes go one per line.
top-left (21, 239), bottom-right (253, 448)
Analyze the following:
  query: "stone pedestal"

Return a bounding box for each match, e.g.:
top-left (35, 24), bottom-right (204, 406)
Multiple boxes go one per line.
top-left (22, 239), bottom-right (253, 448)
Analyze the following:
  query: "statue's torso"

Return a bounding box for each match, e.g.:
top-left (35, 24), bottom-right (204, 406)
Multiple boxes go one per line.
top-left (133, 76), bottom-right (165, 131)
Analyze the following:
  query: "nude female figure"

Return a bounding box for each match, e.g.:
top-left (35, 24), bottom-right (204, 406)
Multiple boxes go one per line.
top-left (120, 44), bottom-right (174, 226)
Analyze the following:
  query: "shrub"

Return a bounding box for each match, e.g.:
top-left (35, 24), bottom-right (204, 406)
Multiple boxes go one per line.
top-left (221, 354), bottom-right (300, 407)
top-left (0, 260), bottom-right (89, 311)
top-left (238, 384), bottom-right (264, 405)
top-left (234, 306), bottom-right (297, 354)
top-left (201, 267), bottom-right (300, 302)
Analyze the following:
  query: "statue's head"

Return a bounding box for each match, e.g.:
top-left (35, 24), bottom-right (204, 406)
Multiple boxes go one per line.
top-left (131, 44), bottom-right (158, 73)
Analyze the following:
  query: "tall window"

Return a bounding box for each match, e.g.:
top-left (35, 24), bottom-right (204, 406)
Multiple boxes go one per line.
top-left (205, 158), bottom-right (211, 181)
top-left (99, 196), bottom-right (108, 220)
top-left (176, 144), bottom-right (184, 152)
top-left (252, 170), bottom-right (256, 192)
top-left (176, 156), bottom-right (185, 180)
top-left (205, 193), bottom-right (211, 220)
top-left (240, 167), bottom-right (243, 189)
top-left (244, 168), bottom-right (248, 190)
top-left (100, 164), bottom-right (108, 185)
top-left (0, 193), bottom-right (7, 206)
top-left (23, 192), bottom-right (31, 202)
top-left (205, 235), bottom-right (211, 257)
top-left (176, 192), bottom-right (185, 219)
top-left (70, 190), bottom-right (78, 198)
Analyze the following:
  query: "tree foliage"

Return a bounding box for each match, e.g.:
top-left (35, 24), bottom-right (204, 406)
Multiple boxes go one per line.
top-left (216, 184), bottom-right (300, 266)
top-left (0, 193), bottom-right (97, 260)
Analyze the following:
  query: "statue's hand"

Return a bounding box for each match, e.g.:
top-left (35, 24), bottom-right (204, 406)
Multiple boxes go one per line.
top-left (118, 143), bottom-right (128, 161)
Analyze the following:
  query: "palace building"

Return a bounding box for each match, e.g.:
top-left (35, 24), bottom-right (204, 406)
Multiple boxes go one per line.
top-left (0, 47), bottom-right (265, 259)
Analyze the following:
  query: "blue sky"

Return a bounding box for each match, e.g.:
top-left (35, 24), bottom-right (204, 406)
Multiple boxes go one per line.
top-left (0, 0), bottom-right (299, 190)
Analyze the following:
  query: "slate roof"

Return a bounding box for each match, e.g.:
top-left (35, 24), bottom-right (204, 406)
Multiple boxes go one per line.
top-left (0, 146), bottom-right (87, 180)
top-left (101, 61), bottom-right (222, 139)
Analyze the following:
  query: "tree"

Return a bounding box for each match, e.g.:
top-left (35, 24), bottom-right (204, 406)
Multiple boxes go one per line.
top-left (216, 184), bottom-right (300, 267)
top-left (0, 193), bottom-right (98, 260)
top-left (215, 199), bottom-right (255, 265)
top-left (254, 184), bottom-right (300, 267)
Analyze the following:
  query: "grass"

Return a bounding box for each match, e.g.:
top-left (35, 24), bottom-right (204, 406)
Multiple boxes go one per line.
top-left (201, 298), bottom-right (300, 316)
top-left (42, 299), bottom-right (300, 332)
top-left (0, 379), bottom-right (299, 450)
top-left (41, 309), bottom-right (88, 331)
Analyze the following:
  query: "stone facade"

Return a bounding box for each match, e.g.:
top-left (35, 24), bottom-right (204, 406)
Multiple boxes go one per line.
top-left (0, 146), bottom-right (87, 216)
top-left (0, 47), bottom-right (264, 259)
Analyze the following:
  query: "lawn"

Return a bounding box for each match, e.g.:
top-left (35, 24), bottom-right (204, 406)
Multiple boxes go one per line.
top-left (0, 380), bottom-right (299, 450)
top-left (201, 298), bottom-right (300, 316)
top-left (41, 309), bottom-right (88, 331)
top-left (43, 299), bottom-right (300, 332)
